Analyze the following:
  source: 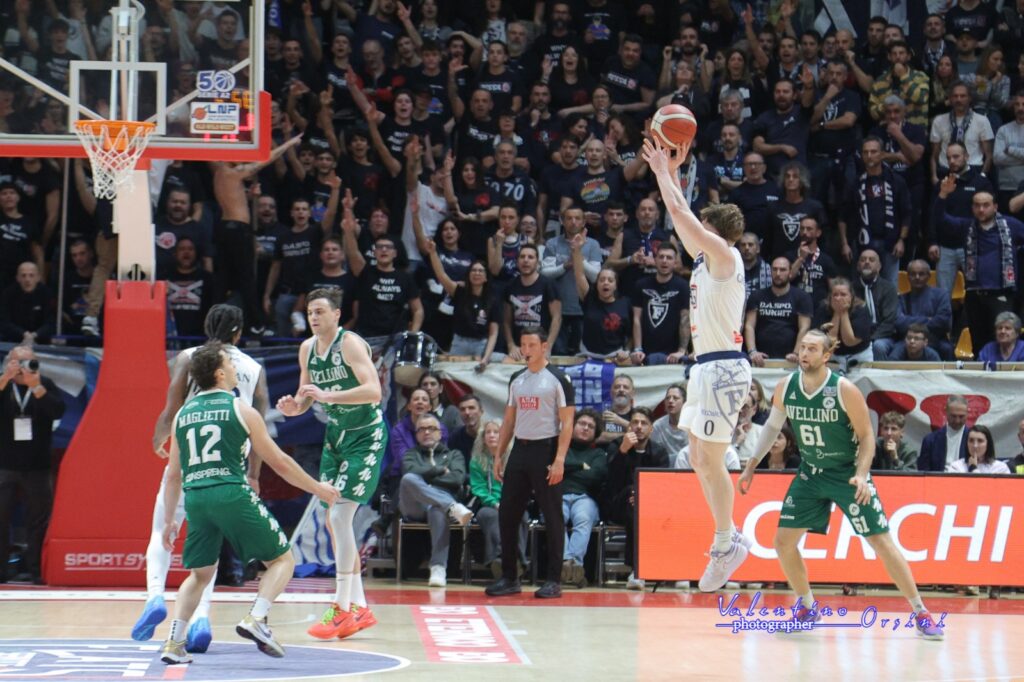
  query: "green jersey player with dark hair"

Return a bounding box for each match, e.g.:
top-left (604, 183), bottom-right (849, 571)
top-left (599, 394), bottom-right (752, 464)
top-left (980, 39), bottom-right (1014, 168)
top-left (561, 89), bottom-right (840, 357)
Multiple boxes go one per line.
top-left (277, 287), bottom-right (386, 641)
top-left (738, 328), bottom-right (944, 640)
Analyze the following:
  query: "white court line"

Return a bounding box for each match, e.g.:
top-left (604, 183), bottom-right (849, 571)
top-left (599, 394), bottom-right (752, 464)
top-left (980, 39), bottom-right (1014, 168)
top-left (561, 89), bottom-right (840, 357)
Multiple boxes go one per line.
top-left (485, 605), bottom-right (532, 666)
top-left (0, 590), bottom-right (333, 604)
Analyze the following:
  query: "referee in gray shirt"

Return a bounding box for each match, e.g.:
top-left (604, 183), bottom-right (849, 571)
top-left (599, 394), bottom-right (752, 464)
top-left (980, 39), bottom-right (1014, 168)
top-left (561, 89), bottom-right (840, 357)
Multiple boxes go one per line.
top-left (486, 326), bottom-right (575, 599)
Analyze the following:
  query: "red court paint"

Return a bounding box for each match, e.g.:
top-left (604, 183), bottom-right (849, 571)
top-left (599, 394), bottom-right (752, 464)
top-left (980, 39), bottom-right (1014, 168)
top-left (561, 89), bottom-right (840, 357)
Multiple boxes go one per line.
top-left (411, 605), bottom-right (522, 664)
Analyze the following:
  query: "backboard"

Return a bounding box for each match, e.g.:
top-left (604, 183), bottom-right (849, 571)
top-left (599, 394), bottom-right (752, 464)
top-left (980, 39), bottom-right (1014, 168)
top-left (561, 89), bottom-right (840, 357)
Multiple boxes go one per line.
top-left (0, 0), bottom-right (269, 162)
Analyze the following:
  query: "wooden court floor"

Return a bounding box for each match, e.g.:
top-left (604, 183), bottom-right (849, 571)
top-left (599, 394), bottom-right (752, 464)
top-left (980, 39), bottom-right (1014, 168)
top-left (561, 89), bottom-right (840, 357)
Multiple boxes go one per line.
top-left (1, 578), bottom-right (1022, 682)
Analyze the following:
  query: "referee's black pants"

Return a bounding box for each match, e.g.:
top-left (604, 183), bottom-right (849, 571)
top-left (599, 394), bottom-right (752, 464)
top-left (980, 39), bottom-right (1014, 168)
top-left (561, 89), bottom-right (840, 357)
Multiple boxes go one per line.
top-left (499, 437), bottom-right (564, 584)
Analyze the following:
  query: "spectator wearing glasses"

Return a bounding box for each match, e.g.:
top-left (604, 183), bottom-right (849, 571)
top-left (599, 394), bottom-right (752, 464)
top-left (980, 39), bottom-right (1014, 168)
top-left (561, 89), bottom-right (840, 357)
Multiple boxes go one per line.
top-left (399, 413), bottom-right (472, 588)
top-left (560, 408), bottom-right (608, 588)
top-left (888, 323), bottom-right (942, 362)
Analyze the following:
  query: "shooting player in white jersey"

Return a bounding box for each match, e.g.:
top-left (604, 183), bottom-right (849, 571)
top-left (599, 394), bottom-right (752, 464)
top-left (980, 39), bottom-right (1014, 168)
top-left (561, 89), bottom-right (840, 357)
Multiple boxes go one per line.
top-left (643, 137), bottom-right (753, 591)
top-left (133, 305), bottom-right (269, 652)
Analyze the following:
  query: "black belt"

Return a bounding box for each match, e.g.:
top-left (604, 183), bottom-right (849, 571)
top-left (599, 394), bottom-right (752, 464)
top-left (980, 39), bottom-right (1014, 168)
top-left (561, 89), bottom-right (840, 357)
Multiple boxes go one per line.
top-left (696, 350), bottom-right (747, 364)
top-left (516, 436), bottom-right (558, 444)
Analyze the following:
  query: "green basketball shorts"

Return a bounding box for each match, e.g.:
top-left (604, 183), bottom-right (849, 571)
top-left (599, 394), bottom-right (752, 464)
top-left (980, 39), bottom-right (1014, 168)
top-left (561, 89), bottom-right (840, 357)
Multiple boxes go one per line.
top-left (320, 418), bottom-right (387, 505)
top-left (777, 465), bottom-right (889, 536)
top-left (182, 484), bottom-right (290, 568)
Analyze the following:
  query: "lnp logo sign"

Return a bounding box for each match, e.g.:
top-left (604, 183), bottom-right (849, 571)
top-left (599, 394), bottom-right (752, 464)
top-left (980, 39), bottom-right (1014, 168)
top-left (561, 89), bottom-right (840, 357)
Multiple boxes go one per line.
top-left (190, 102), bottom-right (240, 134)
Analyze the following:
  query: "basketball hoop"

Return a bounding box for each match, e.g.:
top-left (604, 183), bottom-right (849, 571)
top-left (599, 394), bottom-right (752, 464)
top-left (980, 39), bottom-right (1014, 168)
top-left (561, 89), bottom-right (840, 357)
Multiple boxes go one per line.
top-left (73, 119), bottom-right (156, 200)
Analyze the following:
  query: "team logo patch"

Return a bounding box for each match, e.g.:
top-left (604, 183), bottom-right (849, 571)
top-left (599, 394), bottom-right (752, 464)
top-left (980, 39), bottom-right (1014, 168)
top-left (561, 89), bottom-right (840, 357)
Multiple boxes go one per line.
top-left (848, 503), bottom-right (860, 516)
top-left (331, 352), bottom-right (341, 366)
top-left (822, 397), bottom-right (836, 409)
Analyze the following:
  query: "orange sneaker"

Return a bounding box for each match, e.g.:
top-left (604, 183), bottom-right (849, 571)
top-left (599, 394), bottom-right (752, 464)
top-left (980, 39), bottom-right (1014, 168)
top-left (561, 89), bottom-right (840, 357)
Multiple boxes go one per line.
top-left (338, 605), bottom-right (377, 639)
top-left (307, 603), bottom-right (359, 640)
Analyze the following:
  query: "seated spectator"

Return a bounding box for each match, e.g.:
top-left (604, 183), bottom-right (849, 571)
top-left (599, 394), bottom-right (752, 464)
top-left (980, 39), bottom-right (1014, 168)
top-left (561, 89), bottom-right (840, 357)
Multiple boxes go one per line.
top-left (629, 243), bottom-right (691, 366)
top-left (602, 407), bottom-right (668, 591)
top-left (744, 256), bottom-right (812, 366)
top-left (749, 379), bottom-right (770, 425)
top-left (0, 263), bottom-right (55, 344)
top-left (755, 425), bottom-right (801, 470)
top-left (399, 414), bottom-right (472, 588)
top-left (917, 395), bottom-right (970, 471)
top-left (650, 384), bottom-right (688, 457)
top-left (449, 394), bottom-right (483, 467)
top-left (895, 260), bottom-right (953, 359)
top-left (853, 249), bottom-right (901, 360)
top-left (575, 265), bottom-right (632, 361)
top-left (872, 412), bottom-right (919, 471)
top-left (165, 238), bottom-right (214, 338)
top-left (561, 408), bottom-right (608, 588)
top-left (731, 393), bottom-right (764, 469)
top-left (597, 374), bottom-right (634, 445)
top-left (888, 323), bottom-right (942, 362)
top-left (812, 277), bottom-right (873, 364)
top-left (469, 419), bottom-right (526, 579)
top-left (390, 389), bottom-right (451, 472)
top-left (946, 425), bottom-right (1011, 474)
top-left (676, 442), bottom-right (741, 471)
top-left (1006, 418), bottom-right (1024, 474)
top-left (977, 312), bottom-right (1024, 363)
top-left (418, 371), bottom-right (461, 434)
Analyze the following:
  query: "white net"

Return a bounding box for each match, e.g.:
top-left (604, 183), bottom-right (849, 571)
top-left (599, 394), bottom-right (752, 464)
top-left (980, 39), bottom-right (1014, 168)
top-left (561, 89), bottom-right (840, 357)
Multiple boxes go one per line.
top-left (73, 120), bottom-right (156, 200)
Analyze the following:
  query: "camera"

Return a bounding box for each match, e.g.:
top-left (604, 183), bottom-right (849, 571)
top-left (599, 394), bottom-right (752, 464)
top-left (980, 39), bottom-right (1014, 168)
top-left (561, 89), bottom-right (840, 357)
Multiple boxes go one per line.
top-left (19, 359), bottom-right (39, 372)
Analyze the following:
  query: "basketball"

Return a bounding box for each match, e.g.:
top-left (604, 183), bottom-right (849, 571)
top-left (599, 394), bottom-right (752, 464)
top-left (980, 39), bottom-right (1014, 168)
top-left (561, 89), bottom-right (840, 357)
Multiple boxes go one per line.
top-left (651, 104), bottom-right (698, 150)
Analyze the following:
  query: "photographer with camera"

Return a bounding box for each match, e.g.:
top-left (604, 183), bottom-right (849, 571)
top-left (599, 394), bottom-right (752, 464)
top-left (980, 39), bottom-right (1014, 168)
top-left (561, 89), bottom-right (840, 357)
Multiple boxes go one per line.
top-left (0, 345), bottom-right (65, 583)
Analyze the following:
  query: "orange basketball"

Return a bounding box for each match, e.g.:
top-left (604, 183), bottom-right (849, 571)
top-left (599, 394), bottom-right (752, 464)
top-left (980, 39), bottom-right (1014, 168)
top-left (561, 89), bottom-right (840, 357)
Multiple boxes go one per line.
top-left (651, 104), bottom-right (698, 149)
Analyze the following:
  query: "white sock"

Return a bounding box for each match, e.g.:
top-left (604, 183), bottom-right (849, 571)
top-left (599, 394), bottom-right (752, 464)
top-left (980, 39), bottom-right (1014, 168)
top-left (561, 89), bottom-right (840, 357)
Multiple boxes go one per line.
top-left (334, 573), bottom-right (353, 611)
top-left (145, 533), bottom-right (171, 600)
top-left (713, 529), bottom-right (732, 553)
top-left (250, 597), bottom-right (271, 620)
top-left (350, 571), bottom-right (366, 609)
top-left (910, 596), bottom-right (925, 614)
top-left (169, 619), bottom-right (187, 642)
top-left (192, 569), bottom-right (217, 620)
top-left (799, 592), bottom-right (815, 609)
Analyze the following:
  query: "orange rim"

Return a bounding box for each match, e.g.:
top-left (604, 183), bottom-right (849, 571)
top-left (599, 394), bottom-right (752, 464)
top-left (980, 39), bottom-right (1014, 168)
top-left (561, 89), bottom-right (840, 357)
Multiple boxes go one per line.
top-left (74, 120), bottom-right (156, 152)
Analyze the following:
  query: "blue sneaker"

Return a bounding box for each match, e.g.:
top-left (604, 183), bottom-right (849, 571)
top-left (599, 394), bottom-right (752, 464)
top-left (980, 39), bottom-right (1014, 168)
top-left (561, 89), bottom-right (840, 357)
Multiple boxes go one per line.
top-left (914, 610), bottom-right (944, 641)
top-left (186, 617), bottom-right (213, 653)
top-left (131, 596), bottom-right (167, 641)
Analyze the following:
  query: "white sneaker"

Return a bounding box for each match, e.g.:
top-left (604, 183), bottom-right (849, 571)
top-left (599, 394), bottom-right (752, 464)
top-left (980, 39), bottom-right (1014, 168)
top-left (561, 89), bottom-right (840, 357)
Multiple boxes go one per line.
top-left (698, 541), bottom-right (749, 592)
top-left (732, 529), bottom-right (752, 550)
top-left (235, 615), bottom-right (284, 658)
top-left (81, 315), bottom-right (99, 336)
top-left (428, 565), bottom-right (447, 587)
top-left (626, 572), bottom-right (645, 591)
top-left (448, 502), bottom-right (473, 526)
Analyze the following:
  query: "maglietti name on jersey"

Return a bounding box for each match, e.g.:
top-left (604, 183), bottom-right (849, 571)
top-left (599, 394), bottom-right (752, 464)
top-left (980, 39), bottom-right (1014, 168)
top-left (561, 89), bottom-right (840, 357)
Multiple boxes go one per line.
top-left (178, 409), bottom-right (232, 426)
top-left (785, 405), bottom-right (839, 422)
top-left (310, 366), bottom-right (350, 383)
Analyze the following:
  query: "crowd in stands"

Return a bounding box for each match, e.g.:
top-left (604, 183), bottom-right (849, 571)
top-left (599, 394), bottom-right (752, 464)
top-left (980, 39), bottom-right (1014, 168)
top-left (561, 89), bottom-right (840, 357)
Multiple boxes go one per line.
top-left (4, 0), bottom-right (1024, 589)
top-left (1, 0), bottom-right (1024, 364)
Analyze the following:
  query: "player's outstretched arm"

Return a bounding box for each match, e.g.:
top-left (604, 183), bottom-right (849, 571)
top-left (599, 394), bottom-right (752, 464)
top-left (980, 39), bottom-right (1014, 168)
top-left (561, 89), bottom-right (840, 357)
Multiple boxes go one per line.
top-left (152, 352), bottom-right (190, 457)
top-left (642, 137), bottom-right (732, 275)
top-left (297, 332), bottom-right (382, 406)
top-left (242, 403), bottom-right (339, 505)
top-left (277, 337), bottom-right (316, 416)
top-left (738, 380), bottom-right (788, 493)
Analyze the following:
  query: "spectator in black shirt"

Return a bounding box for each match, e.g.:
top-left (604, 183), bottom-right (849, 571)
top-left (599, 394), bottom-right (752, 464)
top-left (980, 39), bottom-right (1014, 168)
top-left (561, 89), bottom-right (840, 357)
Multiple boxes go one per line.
top-left (601, 34), bottom-right (656, 118)
top-left (728, 153), bottom-right (781, 242)
top-left (450, 156), bottom-right (501, 260)
top-left (533, 2), bottom-right (584, 73)
top-left (294, 237), bottom-right (357, 332)
top-left (946, 0), bottom-right (1000, 46)
top-left (872, 95), bottom-right (929, 253)
top-left (739, 232), bottom-right (771, 297)
top-left (538, 135), bottom-right (583, 233)
top-left (503, 244), bottom-right (561, 359)
top-left (767, 162), bottom-right (827, 259)
top-left (744, 257), bottom-right (812, 366)
top-left (60, 239), bottom-right (93, 336)
top-left (154, 188), bottom-right (213, 276)
top-left (546, 46), bottom-right (597, 113)
top-left (0, 263), bottom-right (54, 344)
top-left (808, 59), bottom-right (862, 204)
top-left (485, 141), bottom-right (539, 219)
top-left (752, 76), bottom-right (814, 178)
top-left (475, 40), bottom-right (523, 113)
top-left (788, 216), bottom-right (836, 308)
top-left (575, 260), bottom-right (632, 361)
top-left (38, 20), bottom-right (81, 93)
top-left (630, 242), bottom-right (690, 366)
top-left (263, 197), bottom-right (325, 337)
top-left (0, 183), bottom-right (42, 287)
top-left (706, 123), bottom-right (745, 202)
top-left (453, 88), bottom-right (500, 165)
top-left (165, 238), bottom-right (214, 338)
top-left (343, 225), bottom-right (424, 343)
top-left (812, 277), bottom-right (874, 363)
